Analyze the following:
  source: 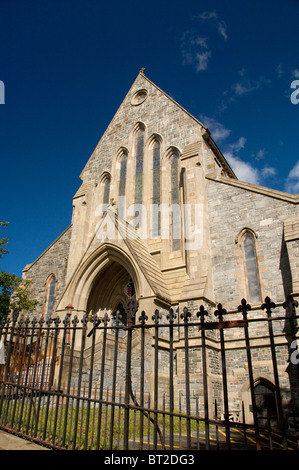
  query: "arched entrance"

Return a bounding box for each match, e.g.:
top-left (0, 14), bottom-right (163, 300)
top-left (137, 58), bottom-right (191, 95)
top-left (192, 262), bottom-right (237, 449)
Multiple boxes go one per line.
top-left (254, 380), bottom-right (277, 428)
top-left (86, 259), bottom-right (136, 321)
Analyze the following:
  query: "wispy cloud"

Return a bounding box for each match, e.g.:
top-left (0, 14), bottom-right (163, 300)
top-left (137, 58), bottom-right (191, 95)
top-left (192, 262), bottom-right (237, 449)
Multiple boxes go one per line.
top-left (200, 116), bottom-right (277, 185)
top-left (233, 75), bottom-right (271, 96)
top-left (217, 20), bottom-right (228, 41)
top-left (285, 161), bottom-right (299, 194)
top-left (181, 10), bottom-right (228, 72)
top-left (181, 31), bottom-right (212, 71)
top-left (224, 140), bottom-right (276, 185)
top-left (196, 10), bottom-right (228, 41)
top-left (195, 51), bottom-right (212, 71)
top-left (199, 115), bottom-right (231, 141)
top-left (217, 70), bottom-right (271, 113)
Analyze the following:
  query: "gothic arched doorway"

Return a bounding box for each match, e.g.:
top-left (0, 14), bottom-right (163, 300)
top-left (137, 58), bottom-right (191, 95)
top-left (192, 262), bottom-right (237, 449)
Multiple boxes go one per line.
top-left (254, 380), bottom-right (277, 428)
top-left (86, 256), bottom-right (137, 324)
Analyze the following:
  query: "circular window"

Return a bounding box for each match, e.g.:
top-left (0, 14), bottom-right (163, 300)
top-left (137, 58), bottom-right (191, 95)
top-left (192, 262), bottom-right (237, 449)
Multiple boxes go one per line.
top-left (131, 89), bottom-right (148, 106)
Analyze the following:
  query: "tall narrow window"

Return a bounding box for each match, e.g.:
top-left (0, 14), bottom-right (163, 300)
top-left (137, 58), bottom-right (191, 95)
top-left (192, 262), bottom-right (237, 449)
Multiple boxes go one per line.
top-left (134, 129), bottom-right (144, 206)
top-left (118, 152), bottom-right (127, 219)
top-left (152, 141), bottom-right (161, 237)
top-left (170, 153), bottom-right (180, 251)
top-left (242, 231), bottom-right (260, 303)
top-left (45, 275), bottom-right (56, 322)
top-left (118, 153), bottom-right (127, 197)
top-left (102, 176), bottom-right (111, 212)
top-left (134, 128), bottom-right (145, 229)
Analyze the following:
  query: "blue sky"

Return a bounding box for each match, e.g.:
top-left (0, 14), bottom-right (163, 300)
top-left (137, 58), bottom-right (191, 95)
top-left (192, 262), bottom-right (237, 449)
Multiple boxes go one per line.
top-left (0, 0), bottom-right (298, 277)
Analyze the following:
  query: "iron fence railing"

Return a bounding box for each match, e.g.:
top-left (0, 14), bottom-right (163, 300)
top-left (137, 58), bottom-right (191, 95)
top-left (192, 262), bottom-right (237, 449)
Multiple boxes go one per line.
top-left (0, 295), bottom-right (299, 450)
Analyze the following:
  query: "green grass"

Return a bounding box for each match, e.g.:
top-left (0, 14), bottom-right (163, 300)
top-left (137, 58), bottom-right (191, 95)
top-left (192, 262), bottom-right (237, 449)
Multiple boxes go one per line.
top-left (0, 396), bottom-right (204, 450)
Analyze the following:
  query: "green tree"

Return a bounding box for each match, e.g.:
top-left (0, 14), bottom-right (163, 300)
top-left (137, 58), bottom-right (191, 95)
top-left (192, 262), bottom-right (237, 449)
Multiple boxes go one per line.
top-left (0, 222), bottom-right (38, 319)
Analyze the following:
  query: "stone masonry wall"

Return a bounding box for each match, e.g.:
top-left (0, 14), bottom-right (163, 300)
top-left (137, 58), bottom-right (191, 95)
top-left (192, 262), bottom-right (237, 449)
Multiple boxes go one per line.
top-left (207, 179), bottom-right (299, 309)
top-left (22, 226), bottom-right (72, 318)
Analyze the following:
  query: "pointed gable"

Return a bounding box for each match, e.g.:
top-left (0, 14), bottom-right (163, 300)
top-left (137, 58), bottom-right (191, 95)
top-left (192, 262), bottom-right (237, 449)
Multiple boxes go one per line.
top-left (78, 71), bottom-right (235, 184)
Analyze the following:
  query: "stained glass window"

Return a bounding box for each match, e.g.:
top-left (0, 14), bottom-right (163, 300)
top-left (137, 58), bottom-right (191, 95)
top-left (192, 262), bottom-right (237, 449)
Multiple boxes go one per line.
top-left (102, 177), bottom-right (111, 211)
top-left (242, 232), bottom-right (260, 303)
top-left (135, 129), bottom-right (144, 205)
top-left (171, 153), bottom-right (180, 251)
top-left (45, 275), bottom-right (56, 322)
top-left (134, 129), bottom-right (144, 229)
top-left (118, 153), bottom-right (127, 197)
top-left (152, 141), bottom-right (161, 237)
top-left (118, 153), bottom-right (127, 219)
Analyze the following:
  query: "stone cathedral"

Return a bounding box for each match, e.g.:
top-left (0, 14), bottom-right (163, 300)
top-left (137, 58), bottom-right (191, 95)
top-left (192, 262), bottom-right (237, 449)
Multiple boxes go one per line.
top-left (22, 70), bottom-right (299, 421)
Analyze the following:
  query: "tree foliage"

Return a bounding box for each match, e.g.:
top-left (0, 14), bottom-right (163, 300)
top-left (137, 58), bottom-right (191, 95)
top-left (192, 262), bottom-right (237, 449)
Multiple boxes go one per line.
top-left (0, 222), bottom-right (38, 318)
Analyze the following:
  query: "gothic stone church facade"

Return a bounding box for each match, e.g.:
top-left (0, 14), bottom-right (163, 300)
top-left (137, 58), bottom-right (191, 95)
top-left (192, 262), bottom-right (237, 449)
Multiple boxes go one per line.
top-left (22, 71), bottom-right (299, 421)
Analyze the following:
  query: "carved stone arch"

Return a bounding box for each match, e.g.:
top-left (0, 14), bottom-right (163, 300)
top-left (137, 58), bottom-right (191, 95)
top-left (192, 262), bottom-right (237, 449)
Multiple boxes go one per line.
top-left (235, 227), bottom-right (258, 245)
top-left (115, 146), bottom-right (129, 161)
top-left (130, 121), bottom-right (146, 146)
top-left (58, 243), bottom-right (142, 317)
top-left (146, 133), bottom-right (163, 150)
top-left (164, 145), bottom-right (182, 162)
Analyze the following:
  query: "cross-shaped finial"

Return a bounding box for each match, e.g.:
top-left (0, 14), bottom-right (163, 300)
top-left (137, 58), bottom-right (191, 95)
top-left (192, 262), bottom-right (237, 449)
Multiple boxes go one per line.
top-left (261, 296), bottom-right (276, 316)
top-left (180, 306), bottom-right (191, 323)
top-left (152, 309), bottom-right (162, 325)
top-left (139, 310), bottom-right (148, 325)
top-left (139, 67), bottom-right (146, 75)
top-left (238, 298), bottom-right (251, 320)
top-left (214, 303), bottom-right (227, 322)
top-left (167, 308), bottom-right (177, 324)
top-left (197, 305), bottom-right (208, 324)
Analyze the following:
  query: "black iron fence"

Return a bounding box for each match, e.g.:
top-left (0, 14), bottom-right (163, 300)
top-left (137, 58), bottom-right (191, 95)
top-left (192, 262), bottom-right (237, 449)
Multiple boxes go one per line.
top-left (0, 295), bottom-right (299, 450)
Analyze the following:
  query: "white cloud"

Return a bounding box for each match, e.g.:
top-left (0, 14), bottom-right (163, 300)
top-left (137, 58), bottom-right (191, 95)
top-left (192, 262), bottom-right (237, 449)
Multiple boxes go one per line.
top-left (261, 166), bottom-right (276, 178)
top-left (197, 10), bottom-right (218, 20)
top-left (197, 10), bottom-right (228, 41)
top-left (227, 137), bottom-right (247, 152)
top-left (225, 153), bottom-right (260, 184)
top-left (233, 76), bottom-right (270, 96)
top-left (199, 115), bottom-right (231, 141)
top-left (195, 51), bottom-right (212, 71)
top-left (218, 20), bottom-right (228, 41)
top-left (285, 161), bottom-right (299, 194)
top-left (182, 10), bottom-right (228, 72)
top-left (251, 149), bottom-right (266, 160)
top-left (198, 120), bottom-right (277, 186)
top-left (181, 31), bottom-right (212, 71)
top-left (222, 137), bottom-right (260, 184)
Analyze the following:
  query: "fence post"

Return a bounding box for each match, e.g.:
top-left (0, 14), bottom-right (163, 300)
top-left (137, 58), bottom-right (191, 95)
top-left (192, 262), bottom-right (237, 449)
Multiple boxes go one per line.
top-left (238, 298), bottom-right (261, 450)
top-left (139, 310), bottom-right (148, 450)
top-left (215, 303), bottom-right (230, 450)
top-left (152, 309), bottom-right (162, 450)
top-left (167, 308), bottom-right (176, 450)
top-left (262, 296), bottom-right (288, 450)
top-left (197, 305), bottom-right (210, 449)
top-left (62, 314), bottom-right (79, 448)
top-left (123, 299), bottom-right (138, 450)
top-left (109, 310), bottom-right (121, 450)
top-left (72, 314), bottom-right (87, 450)
top-left (181, 306), bottom-right (191, 450)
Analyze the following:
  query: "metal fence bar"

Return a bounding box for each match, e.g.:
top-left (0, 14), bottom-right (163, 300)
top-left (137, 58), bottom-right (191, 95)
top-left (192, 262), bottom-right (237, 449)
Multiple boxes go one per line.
top-left (262, 297), bottom-right (288, 450)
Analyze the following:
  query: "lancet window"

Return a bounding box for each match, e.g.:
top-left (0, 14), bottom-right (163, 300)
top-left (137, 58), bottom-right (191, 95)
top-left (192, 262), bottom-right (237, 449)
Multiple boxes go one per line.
top-left (44, 274), bottom-right (56, 322)
top-left (170, 152), bottom-right (180, 251)
top-left (152, 140), bottom-right (161, 237)
top-left (242, 231), bottom-right (260, 303)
